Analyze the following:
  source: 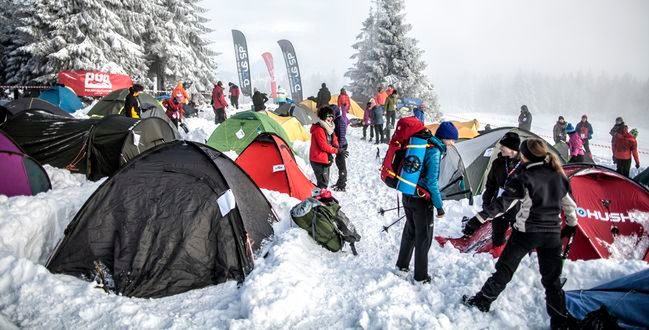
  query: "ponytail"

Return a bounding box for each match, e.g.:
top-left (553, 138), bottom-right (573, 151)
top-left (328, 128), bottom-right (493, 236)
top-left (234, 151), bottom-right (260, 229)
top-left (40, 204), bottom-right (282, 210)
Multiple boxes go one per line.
top-left (546, 152), bottom-right (564, 175)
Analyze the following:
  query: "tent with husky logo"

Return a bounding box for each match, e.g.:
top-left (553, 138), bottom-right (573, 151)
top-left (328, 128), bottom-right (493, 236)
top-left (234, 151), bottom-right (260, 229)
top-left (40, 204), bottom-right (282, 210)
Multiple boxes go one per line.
top-left (207, 111), bottom-right (292, 155)
top-left (0, 130), bottom-right (51, 197)
top-left (236, 133), bottom-right (315, 200)
top-left (47, 141), bottom-right (276, 298)
top-left (0, 110), bottom-right (177, 180)
top-left (436, 163), bottom-right (649, 261)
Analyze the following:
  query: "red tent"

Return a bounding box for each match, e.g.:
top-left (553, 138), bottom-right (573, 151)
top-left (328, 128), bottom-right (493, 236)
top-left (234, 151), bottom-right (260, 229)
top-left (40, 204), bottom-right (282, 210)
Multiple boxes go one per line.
top-left (236, 133), bottom-right (314, 200)
top-left (437, 163), bottom-right (649, 261)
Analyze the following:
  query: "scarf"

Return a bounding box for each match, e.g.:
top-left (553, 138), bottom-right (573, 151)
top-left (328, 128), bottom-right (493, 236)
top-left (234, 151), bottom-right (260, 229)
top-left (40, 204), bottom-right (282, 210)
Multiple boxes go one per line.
top-left (319, 120), bottom-right (335, 136)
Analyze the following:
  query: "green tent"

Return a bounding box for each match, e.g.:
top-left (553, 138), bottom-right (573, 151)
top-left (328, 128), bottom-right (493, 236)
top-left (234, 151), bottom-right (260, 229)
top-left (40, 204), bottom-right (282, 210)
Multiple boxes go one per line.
top-left (87, 88), bottom-right (164, 117)
top-left (207, 111), bottom-right (292, 154)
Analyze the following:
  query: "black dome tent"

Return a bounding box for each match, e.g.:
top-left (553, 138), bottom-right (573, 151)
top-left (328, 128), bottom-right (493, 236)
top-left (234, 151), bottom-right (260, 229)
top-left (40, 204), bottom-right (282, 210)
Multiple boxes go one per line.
top-left (0, 97), bottom-right (72, 123)
top-left (0, 110), bottom-right (177, 180)
top-left (46, 141), bottom-right (277, 298)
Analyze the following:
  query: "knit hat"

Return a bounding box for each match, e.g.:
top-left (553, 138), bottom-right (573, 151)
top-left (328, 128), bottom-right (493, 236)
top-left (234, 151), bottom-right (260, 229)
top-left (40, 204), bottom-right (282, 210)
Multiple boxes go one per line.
top-left (558, 116), bottom-right (565, 121)
top-left (434, 121), bottom-right (459, 140)
top-left (499, 132), bottom-right (520, 151)
top-left (630, 128), bottom-right (638, 138)
top-left (565, 123), bottom-right (576, 134)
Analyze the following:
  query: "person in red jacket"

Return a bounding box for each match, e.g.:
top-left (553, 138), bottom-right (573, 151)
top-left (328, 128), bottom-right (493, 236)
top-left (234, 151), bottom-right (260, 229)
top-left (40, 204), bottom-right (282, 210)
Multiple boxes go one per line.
top-left (163, 96), bottom-right (184, 129)
top-left (337, 88), bottom-right (350, 114)
top-left (228, 82), bottom-right (240, 109)
top-left (612, 125), bottom-right (640, 177)
top-left (310, 106), bottom-right (347, 188)
top-left (211, 81), bottom-right (228, 124)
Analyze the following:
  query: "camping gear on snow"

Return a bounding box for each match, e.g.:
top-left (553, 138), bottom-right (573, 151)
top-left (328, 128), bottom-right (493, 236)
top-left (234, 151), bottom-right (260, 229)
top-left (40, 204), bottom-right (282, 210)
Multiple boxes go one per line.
top-left (436, 163), bottom-right (649, 261)
top-left (635, 167), bottom-right (649, 187)
top-left (395, 97), bottom-right (423, 109)
top-left (566, 268), bottom-right (649, 328)
top-left (140, 106), bottom-right (182, 138)
top-left (266, 111), bottom-right (310, 142)
top-left (426, 119), bottom-right (480, 140)
top-left (87, 88), bottom-right (164, 117)
top-left (0, 130), bottom-right (51, 197)
top-left (553, 141), bottom-right (570, 162)
top-left (396, 136), bottom-right (428, 195)
top-left (0, 110), bottom-right (178, 181)
top-left (207, 111), bottom-right (292, 155)
top-left (274, 103), bottom-right (318, 125)
top-left (0, 98), bottom-right (71, 123)
top-left (438, 144), bottom-right (469, 201)
top-left (290, 197), bottom-right (360, 255)
top-left (46, 141), bottom-right (277, 298)
top-left (299, 95), bottom-right (365, 119)
top-left (236, 133), bottom-right (315, 200)
top-left (38, 85), bottom-right (83, 113)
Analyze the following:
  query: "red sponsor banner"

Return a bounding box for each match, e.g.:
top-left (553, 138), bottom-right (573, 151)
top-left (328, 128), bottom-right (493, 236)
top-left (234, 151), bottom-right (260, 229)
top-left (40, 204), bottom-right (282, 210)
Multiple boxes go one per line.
top-left (58, 70), bottom-right (133, 97)
top-left (261, 52), bottom-right (277, 99)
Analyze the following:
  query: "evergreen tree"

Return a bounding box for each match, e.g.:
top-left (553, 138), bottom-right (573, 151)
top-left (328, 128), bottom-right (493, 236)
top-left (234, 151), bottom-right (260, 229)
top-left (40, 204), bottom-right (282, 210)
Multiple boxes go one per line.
top-left (346, 0), bottom-right (440, 117)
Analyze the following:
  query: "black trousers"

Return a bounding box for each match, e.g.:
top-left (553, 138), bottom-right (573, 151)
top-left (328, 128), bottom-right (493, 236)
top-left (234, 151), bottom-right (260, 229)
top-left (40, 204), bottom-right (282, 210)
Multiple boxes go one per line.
top-left (582, 138), bottom-right (591, 156)
top-left (214, 108), bottom-right (226, 124)
top-left (386, 111), bottom-right (396, 128)
top-left (230, 96), bottom-right (239, 109)
top-left (311, 161), bottom-right (331, 188)
top-left (616, 158), bottom-right (631, 177)
top-left (569, 155), bottom-right (585, 164)
top-left (334, 146), bottom-right (347, 188)
top-left (396, 195), bottom-right (435, 281)
top-left (479, 230), bottom-right (566, 323)
top-left (374, 124), bottom-right (384, 144)
top-left (170, 118), bottom-right (179, 129)
top-left (363, 124), bottom-right (374, 139)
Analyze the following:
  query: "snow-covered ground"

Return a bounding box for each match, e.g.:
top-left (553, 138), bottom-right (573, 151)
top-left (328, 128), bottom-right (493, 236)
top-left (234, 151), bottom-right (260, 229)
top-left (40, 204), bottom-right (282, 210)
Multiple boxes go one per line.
top-left (1, 106), bottom-right (647, 329)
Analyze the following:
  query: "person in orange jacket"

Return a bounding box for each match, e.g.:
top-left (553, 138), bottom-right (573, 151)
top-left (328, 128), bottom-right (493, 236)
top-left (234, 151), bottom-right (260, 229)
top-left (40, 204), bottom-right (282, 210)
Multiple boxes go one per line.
top-left (172, 82), bottom-right (190, 105)
top-left (612, 125), bottom-right (640, 177)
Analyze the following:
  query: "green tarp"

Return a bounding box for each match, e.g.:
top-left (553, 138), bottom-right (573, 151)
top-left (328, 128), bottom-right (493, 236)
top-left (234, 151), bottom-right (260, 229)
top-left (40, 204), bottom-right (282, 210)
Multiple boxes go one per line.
top-left (87, 88), bottom-right (163, 117)
top-left (207, 111), bottom-right (292, 154)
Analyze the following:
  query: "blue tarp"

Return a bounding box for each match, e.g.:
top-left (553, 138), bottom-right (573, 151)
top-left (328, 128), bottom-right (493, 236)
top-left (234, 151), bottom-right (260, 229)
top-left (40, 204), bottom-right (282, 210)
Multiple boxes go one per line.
top-left (566, 269), bottom-right (649, 328)
top-left (39, 86), bottom-right (83, 113)
top-left (396, 97), bottom-right (423, 109)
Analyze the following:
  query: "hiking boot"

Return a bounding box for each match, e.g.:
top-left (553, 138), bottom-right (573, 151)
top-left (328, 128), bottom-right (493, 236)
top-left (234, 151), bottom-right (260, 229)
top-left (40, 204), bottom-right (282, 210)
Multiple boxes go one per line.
top-left (361, 137), bottom-right (366, 140)
top-left (332, 185), bottom-right (346, 192)
top-left (415, 274), bottom-right (432, 284)
top-left (462, 293), bottom-right (491, 312)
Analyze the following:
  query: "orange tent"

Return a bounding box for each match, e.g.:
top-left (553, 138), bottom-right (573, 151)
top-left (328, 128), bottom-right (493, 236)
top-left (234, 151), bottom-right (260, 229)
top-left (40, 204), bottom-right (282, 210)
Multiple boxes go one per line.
top-left (299, 95), bottom-right (364, 119)
top-left (426, 119), bottom-right (480, 139)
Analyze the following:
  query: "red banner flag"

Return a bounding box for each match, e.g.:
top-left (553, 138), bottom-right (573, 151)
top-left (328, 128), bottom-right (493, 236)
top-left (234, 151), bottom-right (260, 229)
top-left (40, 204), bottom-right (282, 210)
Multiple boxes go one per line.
top-left (58, 70), bottom-right (133, 97)
top-left (261, 52), bottom-right (277, 99)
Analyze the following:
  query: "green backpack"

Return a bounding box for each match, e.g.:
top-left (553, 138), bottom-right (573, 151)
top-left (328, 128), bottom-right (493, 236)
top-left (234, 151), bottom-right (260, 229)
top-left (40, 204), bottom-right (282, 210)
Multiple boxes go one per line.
top-left (291, 198), bottom-right (360, 254)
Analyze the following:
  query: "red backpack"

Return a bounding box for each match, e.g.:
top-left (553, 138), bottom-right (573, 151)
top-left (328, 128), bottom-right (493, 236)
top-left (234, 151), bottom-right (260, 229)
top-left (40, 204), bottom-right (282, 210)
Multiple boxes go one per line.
top-left (380, 117), bottom-right (431, 199)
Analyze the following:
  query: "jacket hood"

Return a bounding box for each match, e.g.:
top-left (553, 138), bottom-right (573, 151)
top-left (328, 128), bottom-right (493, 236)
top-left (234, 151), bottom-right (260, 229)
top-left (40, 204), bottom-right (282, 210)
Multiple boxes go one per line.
top-left (428, 135), bottom-right (447, 153)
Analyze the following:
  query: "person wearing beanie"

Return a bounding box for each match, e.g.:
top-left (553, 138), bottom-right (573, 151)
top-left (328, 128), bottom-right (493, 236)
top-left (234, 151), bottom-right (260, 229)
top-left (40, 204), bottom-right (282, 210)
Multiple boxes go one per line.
top-left (463, 131), bottom-right (522, 253)
top-left (612, 125), bottom-right (640, 177)
top-left (610, 117), bottom-right (625, 163)
top-left (518, 105), bottom-right (532, 131)
top-left (362, 99), bottom-right (375, 141)
top-left (228, 82), bottom-right (240, 109)
top-left (309, 106), bottom-right (342, 188)
top-left (395, 122), bottom-right (450, 284)
top-left (124, 84), bottom-right (145, 118)
top-left (316, 83), bottom-right (331, 109)
top-left (575, 114), bottom-right (593, 158)
top-left (552, 116), bottom-right (567, 144)
top-left (211, 81), bottom-right (228, 124)
top-left (434, 121), bottom-right (459, 141)
top-left (565, 123), bottom-right (586, 163)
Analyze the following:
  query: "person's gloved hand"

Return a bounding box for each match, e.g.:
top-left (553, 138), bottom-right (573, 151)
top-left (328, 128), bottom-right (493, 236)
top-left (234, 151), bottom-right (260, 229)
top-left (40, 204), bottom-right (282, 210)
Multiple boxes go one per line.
top-left (337, 149), bottom-right (349, 158)
top-left (561, 225), bottom-right (577, 238)
top-left (436, 208), bottom-right (445, 219)
top-left (462, 216), bottom-right (483, 237)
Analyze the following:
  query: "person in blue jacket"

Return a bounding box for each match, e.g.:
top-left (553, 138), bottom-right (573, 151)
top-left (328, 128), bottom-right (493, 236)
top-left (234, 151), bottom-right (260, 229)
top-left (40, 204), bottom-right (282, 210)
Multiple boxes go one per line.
top-left (396, 121), bottom-right (458, 283)
top-left (413, 106), bottom-right (425, 123)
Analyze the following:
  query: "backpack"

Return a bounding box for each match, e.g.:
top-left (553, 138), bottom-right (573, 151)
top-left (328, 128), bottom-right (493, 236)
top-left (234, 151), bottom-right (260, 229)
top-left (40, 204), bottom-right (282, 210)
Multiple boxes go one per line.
top-left (380, 116), bottom-right (437, 199)
top-left (290, 197), bottom-right (361, 255)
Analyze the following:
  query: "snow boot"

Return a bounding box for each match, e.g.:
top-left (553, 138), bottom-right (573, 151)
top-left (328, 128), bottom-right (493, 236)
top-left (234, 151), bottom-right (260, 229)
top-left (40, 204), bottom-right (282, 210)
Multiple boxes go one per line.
top-left (332, 185), bottom-right (346, 192)
top-left (462, 293), bottom-right (492, 312)
top-left (415, 275), bottom-right (431, 284)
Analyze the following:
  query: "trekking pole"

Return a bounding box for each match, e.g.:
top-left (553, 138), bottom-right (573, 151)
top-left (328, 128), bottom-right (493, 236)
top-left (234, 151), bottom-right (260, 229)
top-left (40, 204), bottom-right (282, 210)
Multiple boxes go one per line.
top-left (381, 215), bottom-right (406, 233)
top-left (378, 206), bottom-right (403, 216)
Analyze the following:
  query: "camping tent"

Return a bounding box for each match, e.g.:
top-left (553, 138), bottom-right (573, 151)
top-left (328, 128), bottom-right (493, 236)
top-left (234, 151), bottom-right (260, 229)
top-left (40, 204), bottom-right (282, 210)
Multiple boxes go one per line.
top-left (438, 144), bottom-right (470, 201)
top-left (140, 107), bottom-right (181, 139)
top-left (38, 85), bottom-right (83, 113)
top-left (635, 167), bottom-right (649, 187)
top-left (236, 133), bottom-right (314, 200)
top-left (0, 110), bottom-right (177, 180)
top-left (46, 141), bottom-right (276, 298)
top-left (566, 269), bottom-right (649, 328)
top-left (87, 88), bottom-right (164, 117)
top-left (426, 119), bottom-right (480, 140)
top-left (207, 111), bottom-right (292, 155)
top-left (0, 130), bottom-right (51, 197)
top-left (299, 95), bottom-right (365, 119)
top-left (274, 103), bottom-right (318, 125)
top-left (0, 98), bottom-right (72, 123)
top-left (266, 111), bottom-right (310, 142)
top-left (436, 163), bottom-right (649, 261)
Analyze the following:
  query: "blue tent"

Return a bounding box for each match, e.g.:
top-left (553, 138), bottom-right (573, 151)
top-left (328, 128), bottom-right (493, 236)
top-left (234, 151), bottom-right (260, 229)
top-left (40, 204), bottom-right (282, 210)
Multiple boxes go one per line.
top-left (396, 97), bottom-right (423, 109)
top-left (39, 86), bottom-right (83, 113)
top-left (566, 269), bottom-right (649, 328)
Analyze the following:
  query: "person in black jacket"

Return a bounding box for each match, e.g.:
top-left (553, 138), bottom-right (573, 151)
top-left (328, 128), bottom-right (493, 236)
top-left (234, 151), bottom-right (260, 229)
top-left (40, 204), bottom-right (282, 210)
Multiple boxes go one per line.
top-left (462, 138), bottom-right (578, 329)
top-left (316, 83), bottom-right (331, 109)
top-left (518, 105), bottom-right (532, 131)
top-left (462, 132), bottom-right (522, 249)
top-left (252, 88), bottom-right (269, 111)
top-left (124, 84), bottom-right (144, 118)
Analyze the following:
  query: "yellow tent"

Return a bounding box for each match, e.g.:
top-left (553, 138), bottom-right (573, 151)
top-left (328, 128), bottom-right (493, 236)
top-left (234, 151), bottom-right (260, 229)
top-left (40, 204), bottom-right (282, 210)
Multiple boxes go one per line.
top-left (426, 119), bottom-right (480, 139)
top-left (299, 95), bottom-right (365, 119)
top-left (266, 111), bottom-right (311, 142)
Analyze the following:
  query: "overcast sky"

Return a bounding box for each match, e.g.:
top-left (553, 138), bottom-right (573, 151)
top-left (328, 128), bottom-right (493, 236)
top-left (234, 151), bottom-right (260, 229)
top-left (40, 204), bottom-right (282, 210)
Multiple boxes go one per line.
top-left (202, 0), bottom-right (649, 96)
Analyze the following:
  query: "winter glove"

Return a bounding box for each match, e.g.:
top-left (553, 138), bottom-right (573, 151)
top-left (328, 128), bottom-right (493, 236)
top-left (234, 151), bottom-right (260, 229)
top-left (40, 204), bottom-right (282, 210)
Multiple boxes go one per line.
top-left (462, 216), bottom-right (483, 237)
top-left (560, 225), bottom-right (577, 238)
top-left (337, 149), bottom-right (349, 158)
top-left (436, 208), bottom-right (445, 219)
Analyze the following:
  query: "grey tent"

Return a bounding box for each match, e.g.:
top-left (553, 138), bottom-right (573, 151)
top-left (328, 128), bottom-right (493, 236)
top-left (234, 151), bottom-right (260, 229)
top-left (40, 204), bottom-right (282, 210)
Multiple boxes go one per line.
top-left (140, 107), bottom-right (181, 139)
top-left (87, 88), bottom-right (164, 117)
top-left (47, 141), bottom-right (276, 298)
top-left (438, 144), bottom-right (470, 201)
top-left (274, 103), bottom-right (318, 125)
top-left (441, 127), bottom-right (566, 204)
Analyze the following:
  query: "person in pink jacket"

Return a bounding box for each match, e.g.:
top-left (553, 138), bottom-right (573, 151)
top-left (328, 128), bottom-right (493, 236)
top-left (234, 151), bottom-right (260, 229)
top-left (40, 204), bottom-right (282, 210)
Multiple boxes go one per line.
top-left (362, 98), bottom-right (376, 141)
top-left (566, 123), bottom-right (585, 163)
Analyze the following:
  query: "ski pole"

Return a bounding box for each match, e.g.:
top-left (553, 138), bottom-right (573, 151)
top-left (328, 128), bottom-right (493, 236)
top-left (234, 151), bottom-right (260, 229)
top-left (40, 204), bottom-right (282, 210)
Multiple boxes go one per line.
top-left (378, 206), bottom-right (403, 216)
top-left (381, 215), bottom-right (406, 233)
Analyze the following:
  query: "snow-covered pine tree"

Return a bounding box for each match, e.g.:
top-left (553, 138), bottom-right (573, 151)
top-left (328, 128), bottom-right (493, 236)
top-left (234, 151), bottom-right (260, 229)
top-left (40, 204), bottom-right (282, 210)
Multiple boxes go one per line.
top-left (7, 0), bottom-right (148, 85)
top-left (145, 0), bottom-right (217, 92)
top-left (346, 0), bottom-right (440, 118)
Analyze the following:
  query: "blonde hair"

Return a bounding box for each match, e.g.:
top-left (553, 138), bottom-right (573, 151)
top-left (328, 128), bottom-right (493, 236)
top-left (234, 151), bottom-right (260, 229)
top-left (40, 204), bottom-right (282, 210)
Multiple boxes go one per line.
top-left (524, 139), bottom-right (564, 175)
